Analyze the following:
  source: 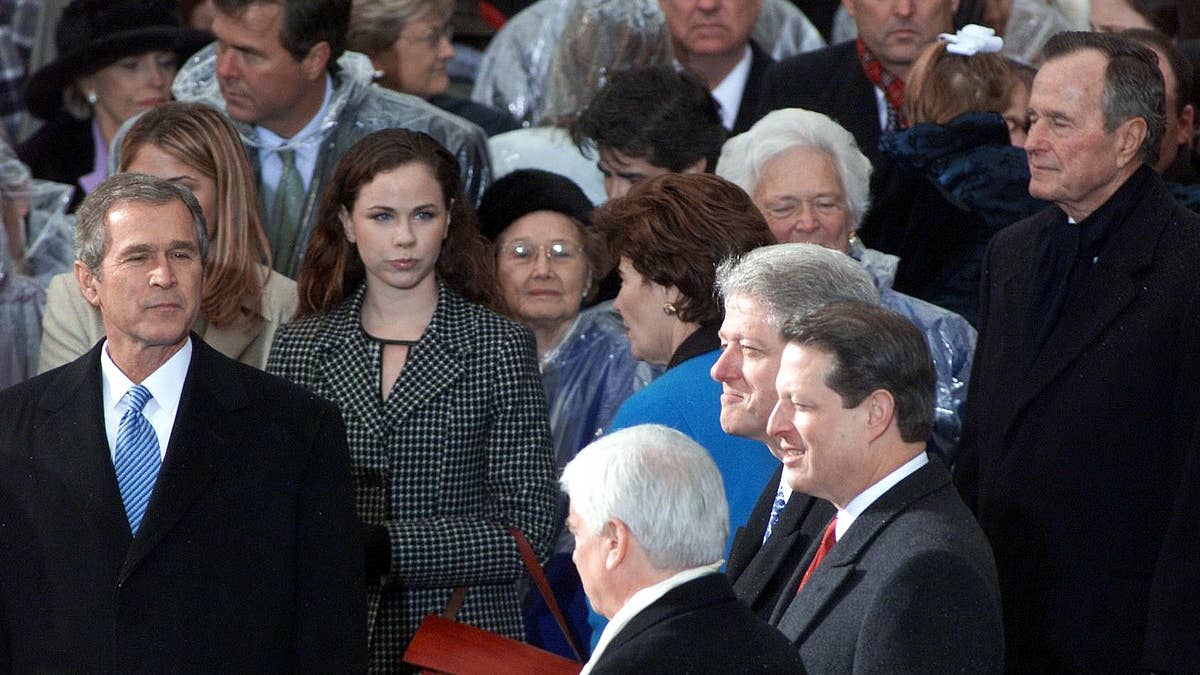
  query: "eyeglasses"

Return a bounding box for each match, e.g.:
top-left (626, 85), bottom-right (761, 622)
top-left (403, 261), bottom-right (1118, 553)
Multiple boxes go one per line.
top-left (399, 23), bottom-right (454, 48)
top-left (499, 240), bottom-right (583, 265)
top-left (763, 196), bottom-right (846, 222)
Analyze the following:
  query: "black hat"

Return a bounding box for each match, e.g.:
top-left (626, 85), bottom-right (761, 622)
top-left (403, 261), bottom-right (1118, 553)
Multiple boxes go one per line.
top-left (24, 0), bottom-right (212, 120)
top-left (477, 169), bottom-right (594, 242)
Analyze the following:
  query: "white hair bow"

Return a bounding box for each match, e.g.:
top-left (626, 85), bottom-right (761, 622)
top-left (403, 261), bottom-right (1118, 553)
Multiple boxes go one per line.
top-left (938, 24), bottom-right (1004, 56)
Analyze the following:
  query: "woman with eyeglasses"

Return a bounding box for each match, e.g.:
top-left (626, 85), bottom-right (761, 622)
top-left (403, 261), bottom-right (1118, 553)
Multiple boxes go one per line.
top-left (477, 169), bottom-right (651, 655)
top-left (266, 129), bottom-right (556, 670)
top-left (347, 0), bottom-right (518, 136)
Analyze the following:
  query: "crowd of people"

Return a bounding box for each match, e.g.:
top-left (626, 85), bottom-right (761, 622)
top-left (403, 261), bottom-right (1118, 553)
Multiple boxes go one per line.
top-left (2, 0), bottom-right (1200, 672)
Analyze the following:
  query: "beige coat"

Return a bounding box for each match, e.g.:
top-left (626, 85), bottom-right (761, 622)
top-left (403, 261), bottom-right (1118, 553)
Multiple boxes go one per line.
top-left (38, 267), bottom-right (298, 373)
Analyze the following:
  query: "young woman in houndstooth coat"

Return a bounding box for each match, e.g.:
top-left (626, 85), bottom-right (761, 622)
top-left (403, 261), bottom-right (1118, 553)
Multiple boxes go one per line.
top-left (267, 128), bottom-right (557, 673)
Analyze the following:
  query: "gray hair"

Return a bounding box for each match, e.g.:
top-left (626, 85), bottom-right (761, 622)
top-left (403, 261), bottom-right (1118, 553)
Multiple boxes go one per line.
top-left (560, 424), bottom-right (728, 571)
top-left (717, 108), bottom-right (873, 228)
top-left (1042, 31), bottom-right (1166, 167)
top-left (347, 0), bottom-right (453, 55)
top-left (75, 173), bottom-right (209, 273)
top-left (715, 243), bottom-right (880, 329)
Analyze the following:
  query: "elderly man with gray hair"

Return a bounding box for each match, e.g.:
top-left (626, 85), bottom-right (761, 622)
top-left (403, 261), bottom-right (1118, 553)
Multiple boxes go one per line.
top-left (711, 243), bottom-right (878, 619)
top-left (561, 424), bottom-right (802, 674)
top-left (718, 107), bottom-right (975, 462)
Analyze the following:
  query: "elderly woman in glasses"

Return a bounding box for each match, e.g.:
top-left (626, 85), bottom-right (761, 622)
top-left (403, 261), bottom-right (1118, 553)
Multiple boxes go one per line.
top-left (718, 108), bottom-right (977, 462)
top-left (347, 0), bottom-right (518, 136)
top-left (477, 169), bottom-right (650, 654)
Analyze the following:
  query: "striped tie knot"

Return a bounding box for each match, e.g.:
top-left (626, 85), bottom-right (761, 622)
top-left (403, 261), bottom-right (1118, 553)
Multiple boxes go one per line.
top-left (125, 383), bottom-right (152, 412)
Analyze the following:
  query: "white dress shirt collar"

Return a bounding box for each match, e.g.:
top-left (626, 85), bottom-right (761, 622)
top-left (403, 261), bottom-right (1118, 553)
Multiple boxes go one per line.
top-left (581, 563), bottom-right (723, 675)
top-left (835, 451), bottom-right (928, 541)
top-left (100, 338), bottom-right (193, 461)
top-left (255, 74), bottom-right (334, 194)
top-left (710, 45), bottom-right (753, 131)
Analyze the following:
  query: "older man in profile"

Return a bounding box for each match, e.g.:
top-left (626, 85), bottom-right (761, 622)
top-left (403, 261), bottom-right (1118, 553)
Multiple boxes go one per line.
top-left (957, 31), bottom-right (1200, 672)
top-left (561, 424), bottom-right (802, 674)
top-left (768, 301), bottom-right (1002, 672)
top-left (0, 174), bottom-right (365, 671)
top-left (711, 243), bottom-right (878, 619)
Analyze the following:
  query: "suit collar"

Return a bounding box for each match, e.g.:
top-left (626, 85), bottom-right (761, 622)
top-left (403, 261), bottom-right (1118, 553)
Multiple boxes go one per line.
top-left (1011, 169), bottom-right (1175, 421)
top-left (772, 458), bottom-right (952, 640)
top-left (731, 41), bottom-right (773, 135)
top-left (37, 341), bottom-right (130, 545)
top-left (120, 336), bottom-right (248, 583)
top-left (598, 573), bottom-right (734, 659)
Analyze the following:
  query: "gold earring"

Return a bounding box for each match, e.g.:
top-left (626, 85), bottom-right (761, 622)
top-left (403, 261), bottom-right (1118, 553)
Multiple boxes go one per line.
top-left (662, 303), bottom-right (677, 316)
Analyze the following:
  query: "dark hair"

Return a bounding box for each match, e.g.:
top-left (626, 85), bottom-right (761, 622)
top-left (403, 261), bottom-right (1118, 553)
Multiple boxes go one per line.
top-left (1123, 28), bottom-right (1194, 116)
top-left (214, 0), bottom-right (349, 68)
top-left (781, 301), bottom-right (935, 443)
top-left (570, 64), bottom-right (726, 172)
top-left (296, 128), bottom-right (498, 317)
top-left (1042, 31), bottom-right (1166, 166)
top-left (592, 173), bottom-right (773, 325)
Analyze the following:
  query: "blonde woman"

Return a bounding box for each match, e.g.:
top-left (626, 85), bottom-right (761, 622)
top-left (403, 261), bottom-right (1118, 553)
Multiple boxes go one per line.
top-left (38, 102), bottom-right (297, 372)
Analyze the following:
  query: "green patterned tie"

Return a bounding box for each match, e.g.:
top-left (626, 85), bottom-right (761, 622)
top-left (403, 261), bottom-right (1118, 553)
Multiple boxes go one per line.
top-left (269, 148), bottom-right (305, 277)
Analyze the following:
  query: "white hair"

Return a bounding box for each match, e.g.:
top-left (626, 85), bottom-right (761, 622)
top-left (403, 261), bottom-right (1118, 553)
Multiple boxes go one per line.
top-left (559, 424), bottom-right (728, 571)
top-left (715, 243), bottom-right (881, 329)
top-left (717, 108), bottom-right (874, 228)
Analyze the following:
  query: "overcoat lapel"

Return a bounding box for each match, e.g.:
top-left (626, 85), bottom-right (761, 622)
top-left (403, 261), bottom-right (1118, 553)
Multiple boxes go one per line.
top-left (734, 492), bottom-right (832, 610)
top-left (772, 461), bottom-right (948, 643)
top-left (1011, 181), bottom-right (1171, 425)
top-left (36, 342), bottom-right (129, 547)
top-left (120, 339), bottom-right (237, 583)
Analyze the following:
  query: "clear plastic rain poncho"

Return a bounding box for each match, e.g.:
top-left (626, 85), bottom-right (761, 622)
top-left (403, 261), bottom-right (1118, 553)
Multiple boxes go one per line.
top-left (852, 236), bottom-right (977, 463)
top-left (541, 302), bottom-right (657, 551)
top-left (0, 142), bottom-right (73, 389)
top-left (472, 0), bottom-right (827, 127)
top-left (169, 45), bottom-right (493, 275)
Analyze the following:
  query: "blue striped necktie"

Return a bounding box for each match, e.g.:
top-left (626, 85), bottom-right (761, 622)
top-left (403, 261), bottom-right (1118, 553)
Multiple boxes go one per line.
top-left (115, 384), bottom-right (161, 535)
top-left (762, 486), bottom-right (788, 544)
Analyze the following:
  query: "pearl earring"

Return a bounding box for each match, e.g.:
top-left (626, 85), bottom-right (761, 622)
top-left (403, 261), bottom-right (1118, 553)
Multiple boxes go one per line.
top-left (86, 91), bottom-right (97, 105)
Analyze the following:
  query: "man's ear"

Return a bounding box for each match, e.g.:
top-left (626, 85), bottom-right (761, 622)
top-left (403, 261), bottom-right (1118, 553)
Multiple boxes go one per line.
top-left (681, 157), bottom-right (707, 175)
top-left (604, 519), bottom-right (631, 570)
top-left (74, 260), bottom-right (101, 308)
top-left (299, 40), bottom-right (331, 81)
top-left (864, 389), bottom-right (896, 443)
top-left (1177, 104), bottom-right (1195, 147)
top-left (1114, 116), bottom-right (1148, 169)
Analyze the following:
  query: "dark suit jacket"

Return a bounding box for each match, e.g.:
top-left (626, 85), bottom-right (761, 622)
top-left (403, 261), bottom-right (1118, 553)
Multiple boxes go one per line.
top-left (726, 466), bottom-right (835, 620)
top-left (589, 573), bottom-right (804, 674)
top-left (732, 41), bottom-right (774, 136)
top-left (772, 457), bottom-right (1003, 673)
top-left (956, 169), bottom-right (1200, 673)
top-left (0, 337), bottom-right (367, 673)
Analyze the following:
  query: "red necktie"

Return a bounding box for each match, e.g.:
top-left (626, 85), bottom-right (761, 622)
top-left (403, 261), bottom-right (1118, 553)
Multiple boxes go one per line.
top-left (797, 517), bottom-right (837, 592)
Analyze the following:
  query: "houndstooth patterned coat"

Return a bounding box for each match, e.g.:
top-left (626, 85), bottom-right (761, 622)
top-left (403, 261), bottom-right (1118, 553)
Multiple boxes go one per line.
top-left (267, 282), bottom-right (557, 673)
